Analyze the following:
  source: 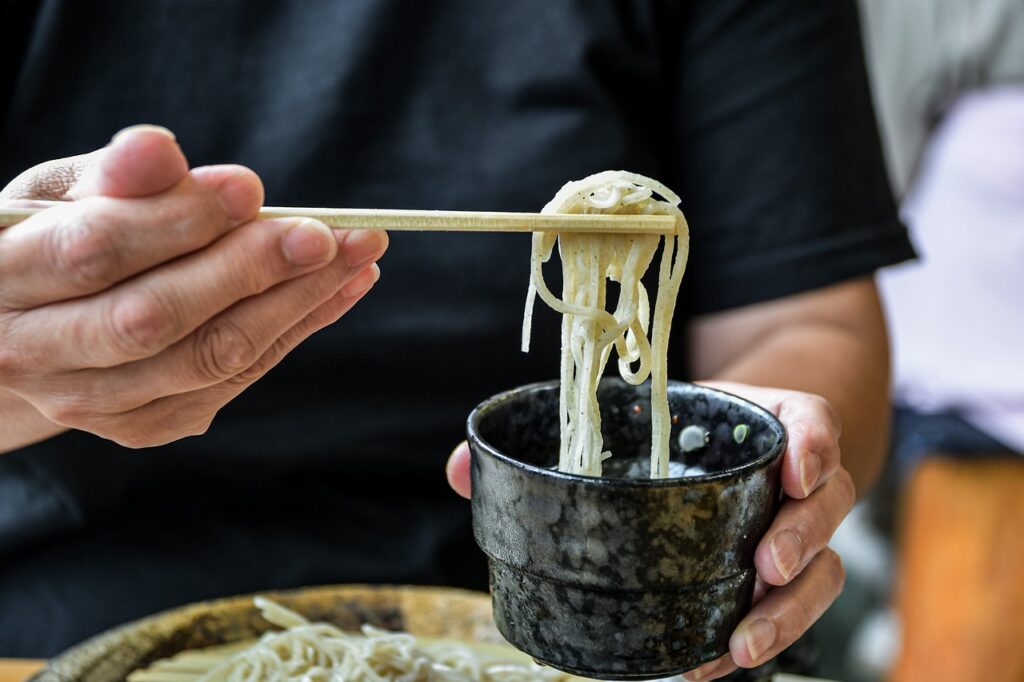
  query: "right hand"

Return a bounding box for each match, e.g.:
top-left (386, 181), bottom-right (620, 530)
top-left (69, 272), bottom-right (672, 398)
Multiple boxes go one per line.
top-left (0, 125), bottom-right (388, 447)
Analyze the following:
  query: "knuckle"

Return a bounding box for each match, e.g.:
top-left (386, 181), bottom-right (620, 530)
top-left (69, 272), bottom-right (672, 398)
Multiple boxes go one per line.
top-left (107, 290), bottom-right (178, 358)
top-left (228, 357), bottom-right (270, 385)
top-left (193, 320), bottom-right (261, 382)
top-left (225, 335), bottom-right (289, 385)
top-left (51, 205), bottom-right (122, 290)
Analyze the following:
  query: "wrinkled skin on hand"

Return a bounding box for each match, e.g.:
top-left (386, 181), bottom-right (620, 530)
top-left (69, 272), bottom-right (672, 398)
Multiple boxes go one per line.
top-left (0, 125), bottom-right (388, 447)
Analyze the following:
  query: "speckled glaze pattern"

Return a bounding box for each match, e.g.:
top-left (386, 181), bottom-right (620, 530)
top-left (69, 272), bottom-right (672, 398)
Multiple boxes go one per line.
top-left (468, 379), bottom-right (786, 679)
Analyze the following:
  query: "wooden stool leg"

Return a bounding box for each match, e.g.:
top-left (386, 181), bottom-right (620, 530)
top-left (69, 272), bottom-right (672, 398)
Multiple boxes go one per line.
top-left (891, 456), bottom-right (1024, 682)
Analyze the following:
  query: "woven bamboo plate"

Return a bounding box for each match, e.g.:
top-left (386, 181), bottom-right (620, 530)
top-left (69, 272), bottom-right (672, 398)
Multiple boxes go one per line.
top-left (29, 584), bottom-right (511, 682)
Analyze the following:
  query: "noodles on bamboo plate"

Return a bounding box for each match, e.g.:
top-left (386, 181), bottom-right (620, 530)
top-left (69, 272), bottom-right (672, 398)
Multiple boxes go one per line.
top-left (137, 597), bottom-right (571, 682)
top-left (28, 586), bottom-right (582, 682)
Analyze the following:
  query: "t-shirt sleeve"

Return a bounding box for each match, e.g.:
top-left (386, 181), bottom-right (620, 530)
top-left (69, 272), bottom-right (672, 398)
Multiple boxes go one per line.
top-left (666, 0), bottom-right (914, 316)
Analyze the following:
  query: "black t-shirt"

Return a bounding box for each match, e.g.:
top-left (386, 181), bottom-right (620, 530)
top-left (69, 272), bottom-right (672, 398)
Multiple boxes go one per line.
top-left (0, 0), bottom-right (911, 656)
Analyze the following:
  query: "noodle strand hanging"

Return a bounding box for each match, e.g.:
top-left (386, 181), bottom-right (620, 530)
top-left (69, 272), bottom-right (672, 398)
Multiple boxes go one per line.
top-left (521, 171), bottom-right (689, 478)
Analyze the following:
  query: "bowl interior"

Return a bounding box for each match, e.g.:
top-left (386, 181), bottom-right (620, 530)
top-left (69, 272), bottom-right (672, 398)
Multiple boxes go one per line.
top-left (473, 378), bottom-right (784, 480)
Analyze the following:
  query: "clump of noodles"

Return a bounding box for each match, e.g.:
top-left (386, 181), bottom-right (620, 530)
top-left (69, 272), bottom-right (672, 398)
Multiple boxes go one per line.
top-left (197, 597), bottom-right (566, 682)
top-left (522, 171), bottom-right (688, 478)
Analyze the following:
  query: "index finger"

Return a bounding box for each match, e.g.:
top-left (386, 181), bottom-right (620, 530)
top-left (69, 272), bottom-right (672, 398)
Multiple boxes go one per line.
top-left (0, 166), bottom-right (261, 309)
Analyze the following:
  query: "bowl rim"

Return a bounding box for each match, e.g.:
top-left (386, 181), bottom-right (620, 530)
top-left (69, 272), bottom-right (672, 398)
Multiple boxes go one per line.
top-left (467, 378), bottom-right (786, 488)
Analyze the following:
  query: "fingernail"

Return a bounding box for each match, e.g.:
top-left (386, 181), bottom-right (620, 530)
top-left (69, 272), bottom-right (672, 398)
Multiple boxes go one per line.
top-left (769, 529), bottom-right (803, 581)
top-left (342, 229), bottom-right (386, 267)
top-left (342, 263), bottom-right (380, 297)
top-left (736, 618), bottom-right (776, 663)
top-left (111, 124), bottom-right (176, 145)
top-left (800, 451), bottom-right (821, 497)
top-left (281, 219), bottom-right (334, 266)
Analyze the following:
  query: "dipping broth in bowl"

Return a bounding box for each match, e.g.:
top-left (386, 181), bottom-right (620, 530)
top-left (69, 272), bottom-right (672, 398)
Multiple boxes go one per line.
top-left (468, 378), bottom-right (786, 680)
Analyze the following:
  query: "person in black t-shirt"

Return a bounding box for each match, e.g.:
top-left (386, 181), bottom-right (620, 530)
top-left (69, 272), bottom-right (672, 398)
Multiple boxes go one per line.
top-left (0, 1), bottom-right (912, 678)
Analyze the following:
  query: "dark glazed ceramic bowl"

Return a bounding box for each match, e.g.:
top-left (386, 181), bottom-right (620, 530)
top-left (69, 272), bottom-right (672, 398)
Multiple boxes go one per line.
top-left (468, 378), bottom-right (786, 680)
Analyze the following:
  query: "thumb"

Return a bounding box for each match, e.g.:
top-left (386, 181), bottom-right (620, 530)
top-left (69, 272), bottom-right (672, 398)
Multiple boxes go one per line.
top-left (68, 124), bottom-right (189, 199)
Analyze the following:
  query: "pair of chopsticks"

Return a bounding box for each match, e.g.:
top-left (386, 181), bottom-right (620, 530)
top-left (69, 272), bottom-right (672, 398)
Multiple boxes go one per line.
top-left (0, 206), bottom-right (675, 235)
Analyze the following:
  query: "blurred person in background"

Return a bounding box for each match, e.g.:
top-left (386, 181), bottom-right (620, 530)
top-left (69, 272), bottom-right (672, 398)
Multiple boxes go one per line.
top-left (854, 1), bottom-right (1024, 679)
top-left (1, 3), bottom-right (912, 679)
top-left (862, 0), bottom-right (1024, 469)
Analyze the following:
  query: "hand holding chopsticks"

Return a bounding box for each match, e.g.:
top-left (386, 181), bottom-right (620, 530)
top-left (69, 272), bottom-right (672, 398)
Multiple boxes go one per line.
top-left (0, 126), bottom-right (390, 450)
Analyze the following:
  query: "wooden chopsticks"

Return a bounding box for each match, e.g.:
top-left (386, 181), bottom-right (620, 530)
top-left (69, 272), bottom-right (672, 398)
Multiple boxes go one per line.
top-left (0, 206), bottom-right (676, 235)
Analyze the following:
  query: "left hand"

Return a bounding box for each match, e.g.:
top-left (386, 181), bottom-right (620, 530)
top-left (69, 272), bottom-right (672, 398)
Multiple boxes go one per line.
top-left (445, 381), bottom-right (855, 680)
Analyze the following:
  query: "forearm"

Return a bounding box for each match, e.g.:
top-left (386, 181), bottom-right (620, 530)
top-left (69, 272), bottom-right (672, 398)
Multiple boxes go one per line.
top-left (706, 322), bottom-right (889, 494)
top-left (0, 388), bottom-right (66, 453)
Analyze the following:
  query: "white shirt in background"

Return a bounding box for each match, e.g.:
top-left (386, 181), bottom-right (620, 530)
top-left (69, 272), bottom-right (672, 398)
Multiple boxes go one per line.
top-left (878, 87), bottom-right (1024, 453)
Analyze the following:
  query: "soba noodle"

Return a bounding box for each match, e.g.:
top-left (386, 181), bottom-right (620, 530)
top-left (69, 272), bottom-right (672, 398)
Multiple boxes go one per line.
top-left (197, 597), bottom-right (566, 682)
top-left (522, 171), bottom-right (689, 478)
